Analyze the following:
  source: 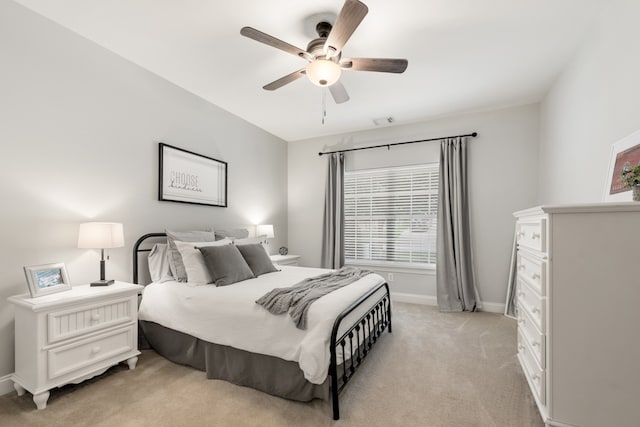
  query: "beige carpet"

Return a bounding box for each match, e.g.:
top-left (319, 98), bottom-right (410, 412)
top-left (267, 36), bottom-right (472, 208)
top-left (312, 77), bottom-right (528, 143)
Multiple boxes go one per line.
top-left (0, 303), bottom-right (543, 427)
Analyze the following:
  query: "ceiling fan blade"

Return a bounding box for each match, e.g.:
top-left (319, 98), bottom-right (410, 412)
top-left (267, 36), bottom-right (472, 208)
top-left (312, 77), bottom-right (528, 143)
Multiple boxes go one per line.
top-left (263, 69), bottom-right (306, 91)
top-left (340, 58), bottom-right (408, 73)
top-left (241, 27), bottom-right (312, 61)
top-left (324, 0), bottom-right (368, 58)
top-left (329, 81), bottom-right (350, 104)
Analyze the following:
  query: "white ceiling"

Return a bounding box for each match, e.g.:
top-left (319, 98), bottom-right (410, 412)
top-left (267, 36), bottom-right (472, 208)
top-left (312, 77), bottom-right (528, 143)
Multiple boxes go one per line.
top-left (14, 0), bottom-right (601, 142)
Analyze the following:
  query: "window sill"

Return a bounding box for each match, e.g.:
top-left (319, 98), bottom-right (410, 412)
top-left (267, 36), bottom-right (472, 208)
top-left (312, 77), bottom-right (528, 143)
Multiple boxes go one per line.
top-left (345, 262), bottom-right (436, 276)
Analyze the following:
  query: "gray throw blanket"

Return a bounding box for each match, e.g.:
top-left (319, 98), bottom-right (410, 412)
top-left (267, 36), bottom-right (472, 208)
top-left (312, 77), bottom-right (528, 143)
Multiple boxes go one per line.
top-left (255, 266), bottom-right (374, 330)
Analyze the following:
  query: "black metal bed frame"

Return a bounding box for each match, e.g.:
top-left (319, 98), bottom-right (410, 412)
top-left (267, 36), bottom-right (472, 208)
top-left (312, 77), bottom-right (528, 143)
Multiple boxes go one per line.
top-left (132, 233), bottom-right (392, 420)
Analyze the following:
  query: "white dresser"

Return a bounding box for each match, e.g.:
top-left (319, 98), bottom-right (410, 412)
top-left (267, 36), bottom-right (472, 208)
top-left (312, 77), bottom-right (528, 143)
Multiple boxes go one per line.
top-left (8, 281), bottom-right (142, 410)
top-left (513, 203), bottom-right (640, 427)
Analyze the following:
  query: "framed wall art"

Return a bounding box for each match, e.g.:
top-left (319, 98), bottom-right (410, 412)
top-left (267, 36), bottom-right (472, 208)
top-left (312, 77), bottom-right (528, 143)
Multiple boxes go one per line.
top-left (24, 262), bottom-right (72, 298)
top-left (159, 143), bottom-right (227, 207)
top-left (603, 129), bottom-right (640, 202)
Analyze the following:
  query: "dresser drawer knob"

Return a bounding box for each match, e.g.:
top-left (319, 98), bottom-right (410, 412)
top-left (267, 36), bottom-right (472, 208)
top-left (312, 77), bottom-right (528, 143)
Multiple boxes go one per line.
top-left (531, 232), bottom-right (541, 240)
top-left (531, 273), bottom-right (540, 280)
top-left (91, 313), bottom-right (101, 322)
top-left (91, 346), bottom-right (101, 354)
top-left (532, 307), bottom-right (541, 315)
top-left (518, 264), bottom-right (525, 271)
top-left (532, 373), bottom-right (540, 382)
top-left (517, 231), bottom-right (525, 238)
top-left (518, 291), bottom-right (525, 298)
top-left (532, 341), bottom-right (540, 347)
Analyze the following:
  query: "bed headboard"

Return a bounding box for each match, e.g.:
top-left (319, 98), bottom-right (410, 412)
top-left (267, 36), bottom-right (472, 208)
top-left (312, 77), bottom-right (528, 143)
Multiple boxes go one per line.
top-left (132, 232), bottom-right (167, 285)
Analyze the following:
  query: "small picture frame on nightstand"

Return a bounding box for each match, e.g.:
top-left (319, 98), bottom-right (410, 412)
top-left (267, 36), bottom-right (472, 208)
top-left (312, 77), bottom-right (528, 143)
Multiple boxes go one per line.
top-left (24, 262), bottom-right (72, 298)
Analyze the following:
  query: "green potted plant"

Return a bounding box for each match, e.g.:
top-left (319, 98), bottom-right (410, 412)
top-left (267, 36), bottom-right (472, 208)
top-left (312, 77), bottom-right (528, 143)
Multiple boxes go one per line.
top-left (620, 164), bottom-right (640, 201)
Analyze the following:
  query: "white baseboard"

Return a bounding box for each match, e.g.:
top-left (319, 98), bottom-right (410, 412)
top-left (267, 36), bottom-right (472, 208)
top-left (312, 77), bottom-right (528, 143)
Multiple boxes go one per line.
top-left (0, 374), bottom-right (14, 396)
top-left (476, 301), bottom-right (506, 313)
top-left (391, 292), bottom-right (505, 313)
top-left (391, 292), bottom-right (437, 306)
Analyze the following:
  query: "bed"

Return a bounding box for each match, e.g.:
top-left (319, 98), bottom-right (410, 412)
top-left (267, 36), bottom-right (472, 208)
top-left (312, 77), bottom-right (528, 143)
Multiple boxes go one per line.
top-left (133, 232), bottom-right (392, 420)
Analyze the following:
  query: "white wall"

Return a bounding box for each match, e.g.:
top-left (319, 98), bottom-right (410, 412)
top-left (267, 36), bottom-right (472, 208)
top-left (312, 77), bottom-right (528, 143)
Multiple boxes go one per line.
top-left (539, 0), bottom-right (640, 203)
top-left (0, 1), bottom-right (287, 382)
top-left (288, 104), bottom-right (539, 309)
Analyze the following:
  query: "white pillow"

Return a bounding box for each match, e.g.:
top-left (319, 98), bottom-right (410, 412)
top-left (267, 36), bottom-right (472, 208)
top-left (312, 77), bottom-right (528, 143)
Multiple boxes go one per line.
top-left (147, 243), bottom-right (174, 283)
top-left (174, 239), bottom-right (232, 284)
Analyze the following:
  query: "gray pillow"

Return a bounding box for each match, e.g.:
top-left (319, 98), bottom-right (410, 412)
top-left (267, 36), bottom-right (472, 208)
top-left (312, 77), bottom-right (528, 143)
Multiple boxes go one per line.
top-left (215, 228), bottom-right (250, 241)
top-left (166, 229), bottom-right (216, 282)
top-left (237, 243), bottom-right (278, 277)
top-left (198, 244), bottom-right (255, 287)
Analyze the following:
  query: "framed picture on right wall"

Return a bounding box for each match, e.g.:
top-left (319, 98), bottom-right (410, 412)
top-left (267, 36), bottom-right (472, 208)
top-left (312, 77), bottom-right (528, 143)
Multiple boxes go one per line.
top-left (603, 129), bottom-right (640, 201)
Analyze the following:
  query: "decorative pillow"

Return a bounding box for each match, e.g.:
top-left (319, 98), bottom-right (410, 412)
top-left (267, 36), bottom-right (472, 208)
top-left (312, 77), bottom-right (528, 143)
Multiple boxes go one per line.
top-left (236, 243), bottom-right (278, 277)
top-left (198, 245), bottom-right (255, 287)
top-left (166, 229), bottom-right (216, 282)
top-left (147, 243), bottom-right (174, 283)
top-left (233, 236), bottom-right (264, 246)
top-left (215, 228), bottom-right (250, 241)
top-left (174, 239), bottom-right (232, 285)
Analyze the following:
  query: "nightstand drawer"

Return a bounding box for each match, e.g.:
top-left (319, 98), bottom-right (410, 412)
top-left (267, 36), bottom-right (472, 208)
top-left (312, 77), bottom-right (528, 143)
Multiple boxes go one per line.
top-left (48, 295), bottom-right (135, 344)
top-left (48, 325), bottom-right (135, 380)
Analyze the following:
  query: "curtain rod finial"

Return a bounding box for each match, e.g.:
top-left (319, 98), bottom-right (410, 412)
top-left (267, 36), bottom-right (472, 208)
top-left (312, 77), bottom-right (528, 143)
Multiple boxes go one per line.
top-left (318, 152), bottom-right (323, 156)
top-left (471, 132), bottom-right (478, 137)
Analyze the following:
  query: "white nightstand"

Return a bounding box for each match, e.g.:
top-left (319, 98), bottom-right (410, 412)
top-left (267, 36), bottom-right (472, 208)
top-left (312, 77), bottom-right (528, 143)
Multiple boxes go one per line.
top-left (8, 281), bottom-right (142, 410)
top-left (270, 254), bottom-right (301, 266)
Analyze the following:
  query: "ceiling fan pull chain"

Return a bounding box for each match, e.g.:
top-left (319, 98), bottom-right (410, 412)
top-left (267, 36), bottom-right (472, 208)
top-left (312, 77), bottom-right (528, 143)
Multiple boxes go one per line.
top-left (322, 89), bottom-right (327, 125)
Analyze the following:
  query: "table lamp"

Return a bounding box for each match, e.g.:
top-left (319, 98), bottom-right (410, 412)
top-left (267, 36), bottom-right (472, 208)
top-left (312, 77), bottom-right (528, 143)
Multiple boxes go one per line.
top-left (78, 222), bottom-right (124, 286)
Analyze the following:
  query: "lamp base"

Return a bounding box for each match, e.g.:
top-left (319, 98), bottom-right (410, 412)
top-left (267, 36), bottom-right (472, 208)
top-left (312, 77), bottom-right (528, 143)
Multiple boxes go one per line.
top-left (90, 279), bottom-right (115, 287)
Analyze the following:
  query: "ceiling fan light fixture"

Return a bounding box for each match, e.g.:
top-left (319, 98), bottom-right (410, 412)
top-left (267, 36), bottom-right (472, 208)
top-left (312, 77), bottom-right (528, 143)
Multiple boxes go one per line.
top-left (306, 59), bottom-right (341, 87)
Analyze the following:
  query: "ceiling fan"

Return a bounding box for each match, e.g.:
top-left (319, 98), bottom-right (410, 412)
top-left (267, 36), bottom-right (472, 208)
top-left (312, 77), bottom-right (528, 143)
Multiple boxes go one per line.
top-left (240, 0), bottom-right (408, 104)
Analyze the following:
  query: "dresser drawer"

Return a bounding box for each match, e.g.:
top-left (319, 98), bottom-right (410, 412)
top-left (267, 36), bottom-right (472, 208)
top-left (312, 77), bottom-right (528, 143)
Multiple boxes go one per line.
top-left (516, 218), bottom-right (547, 253)
top-left (517, 252), bottom-right (547, 296)
top-left (48, 296), bottom-right (135, 344)
top-left (518, 333), bottom-right (546, 405)
top-left (517, 279), bottom-right (545, 331)
top-left (518, 308), bottom-right (545, 368)
top-left (47, 325), bottom-right (135, 380)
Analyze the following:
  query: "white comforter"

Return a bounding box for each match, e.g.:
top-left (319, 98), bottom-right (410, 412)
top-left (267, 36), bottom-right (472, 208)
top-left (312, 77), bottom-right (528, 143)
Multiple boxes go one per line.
top-left (138, 266), bottom-right (386, 384)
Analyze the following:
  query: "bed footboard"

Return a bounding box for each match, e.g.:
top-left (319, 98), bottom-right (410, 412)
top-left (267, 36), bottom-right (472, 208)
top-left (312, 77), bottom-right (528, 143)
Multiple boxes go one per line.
top-left (329, 281), bottom-right (392, 420)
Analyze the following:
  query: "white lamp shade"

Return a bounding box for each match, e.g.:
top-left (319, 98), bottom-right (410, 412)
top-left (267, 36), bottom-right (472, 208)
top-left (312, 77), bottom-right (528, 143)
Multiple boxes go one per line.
top-left (256, 224), bottom-right (275, 239)
top-left (306, 59), bottom-right (341, 87)
top-left (78, 222), bottom-right (124, 249)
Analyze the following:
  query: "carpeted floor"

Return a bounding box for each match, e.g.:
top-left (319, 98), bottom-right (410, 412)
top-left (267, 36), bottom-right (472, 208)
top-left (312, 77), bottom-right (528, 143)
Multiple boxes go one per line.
top-left (0, 303), bottom-right (543, 427)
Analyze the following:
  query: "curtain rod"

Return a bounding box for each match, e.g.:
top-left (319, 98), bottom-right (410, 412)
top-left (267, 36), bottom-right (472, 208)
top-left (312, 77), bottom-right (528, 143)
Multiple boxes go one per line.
top-left (318, 132), bottom-right (478, 156)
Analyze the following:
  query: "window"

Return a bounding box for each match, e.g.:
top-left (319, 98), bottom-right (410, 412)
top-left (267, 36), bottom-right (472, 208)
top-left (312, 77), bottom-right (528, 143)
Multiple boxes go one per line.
top-left (344, 163), bottom-right (439, 268)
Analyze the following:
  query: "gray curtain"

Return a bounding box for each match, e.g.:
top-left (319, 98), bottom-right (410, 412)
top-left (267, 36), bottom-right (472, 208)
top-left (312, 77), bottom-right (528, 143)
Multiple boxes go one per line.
top-left (321, 153), bottom-right (345, 269)
top-left (436, 137), bottom-right (477, 312)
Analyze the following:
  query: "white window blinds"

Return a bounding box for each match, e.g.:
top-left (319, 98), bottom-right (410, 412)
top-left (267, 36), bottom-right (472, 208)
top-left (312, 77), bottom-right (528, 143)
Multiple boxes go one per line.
top-left (344, 163), bottom-right (439, 268)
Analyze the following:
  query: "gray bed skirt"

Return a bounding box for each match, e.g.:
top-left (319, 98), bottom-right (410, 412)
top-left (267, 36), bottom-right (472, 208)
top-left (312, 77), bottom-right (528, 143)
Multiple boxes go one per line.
top-left (140, 320), bottom-right (329, 402)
